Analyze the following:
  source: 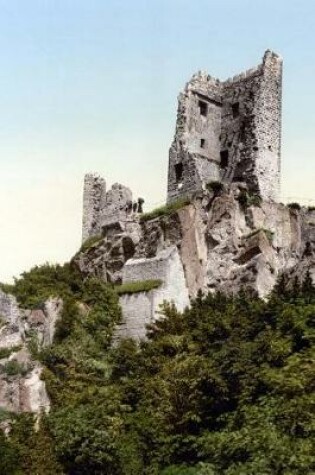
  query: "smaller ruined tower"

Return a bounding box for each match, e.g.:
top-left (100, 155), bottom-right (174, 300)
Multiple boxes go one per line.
top-left (82, 173), bottom-right (106, 242)
top-left (167, 50), bottom-right (283, 203)
top-left (82, 173), bottom-right (142, 243)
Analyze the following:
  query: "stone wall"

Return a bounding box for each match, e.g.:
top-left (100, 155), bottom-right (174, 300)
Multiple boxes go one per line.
top-left (167, 50), bottom-right (282, 203)
top-left (115, 246), bottom-right (189, 340)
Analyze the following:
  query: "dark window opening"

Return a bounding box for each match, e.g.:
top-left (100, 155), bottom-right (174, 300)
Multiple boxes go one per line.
top-left (220, 150), bottom-right (229, 168)
top-left (232, 102), bottom-right (240, 118)
top-left (198, 100), bottom-right (208, 117)
top-left (200, 138), bottom-right (206, 148)
top-left (268, 145), bottom-right (272, 151)
top-left (174, 163), bottom-right (183, 182)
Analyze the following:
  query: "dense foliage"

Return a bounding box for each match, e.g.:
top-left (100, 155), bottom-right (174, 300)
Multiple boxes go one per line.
top-left (0, 264), bottom-right (314, 474)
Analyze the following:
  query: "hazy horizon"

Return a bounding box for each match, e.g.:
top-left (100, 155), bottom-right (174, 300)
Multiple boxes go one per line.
top-left (0, 0), bottom-right (314, 282)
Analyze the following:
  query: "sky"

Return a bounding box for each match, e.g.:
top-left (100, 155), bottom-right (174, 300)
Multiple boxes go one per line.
top-left (0, 0), bottom-right (314, 282)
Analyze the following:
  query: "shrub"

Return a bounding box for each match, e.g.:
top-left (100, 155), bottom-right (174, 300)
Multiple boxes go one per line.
top-left (0, 346), bottom-right (22, 360)
top-left (80, 234), bottom-right (103, 253)
top-left (206, 181), bottom-right (223, 195)
top-left (288, 202), bottom-right (301, 211)
top-left (140, 198), bottom-right (190, 222)
top-left (0, 262), bottom-right (83, 309)
top-left (115, 279), bottom-right (163, 295)
top-left (2, 360), bottom-right (29, 377)
top-left (237, 189), bottom-right (262, 208)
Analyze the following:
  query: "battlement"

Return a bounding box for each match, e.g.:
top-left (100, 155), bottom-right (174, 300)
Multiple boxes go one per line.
top-left (167, 50), bottom-right (283, 203)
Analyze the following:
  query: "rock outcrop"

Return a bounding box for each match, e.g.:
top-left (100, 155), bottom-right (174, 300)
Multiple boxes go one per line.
top-left (0, 291), bottom-right (62, 415)
top-left (74, 184), bottom-right (315, 339)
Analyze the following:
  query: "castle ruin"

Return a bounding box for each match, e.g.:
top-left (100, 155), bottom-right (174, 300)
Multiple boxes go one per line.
top-left (168, 50), bottom-right (282, 203)
top-left (78, 51), bottom-right (315, 341)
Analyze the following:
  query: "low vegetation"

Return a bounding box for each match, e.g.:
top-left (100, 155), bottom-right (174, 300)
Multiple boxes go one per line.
top-left (237, 189), bottom-right (262, 208)
top-left (206, 181), bottom-right (224, 195)
top-left (2, 360), bottom-right (29, 377)
top-left (245, 227), bottom-right (274, 244)
top-left (0, 346), bottom-right (22, 360)
top-left (288, 202), bottom-right (302, 211)
top-left (79, 234), bottom-right (103, 253)
top-left (0, 261), bottom-right (314, 474)
top-left (115, 279), bottom-right (163, 295)
top-left (140, 197), bottom-right (191, 222)
top-left (0, 262), bottom-right (83, 309)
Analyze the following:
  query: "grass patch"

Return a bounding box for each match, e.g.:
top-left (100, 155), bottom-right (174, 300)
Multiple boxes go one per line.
top-left (0, 407), bottom-right (12, 422)
top-left (238, 189), bottom-right (262, 208)
top-left (2, 360), bottom-right (29, 377)
top-left (115, 279), bottom-right (163, 295)
top-left (140, 198), bottom-right (190, 223)
top-left (80, 234), bottom-right (103, 253)
top-left (0, 346), bottom-right (22, 360)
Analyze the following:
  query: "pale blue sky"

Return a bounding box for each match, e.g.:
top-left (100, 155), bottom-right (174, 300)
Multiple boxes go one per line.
top-left (0, 0), bottom-right (314, 281)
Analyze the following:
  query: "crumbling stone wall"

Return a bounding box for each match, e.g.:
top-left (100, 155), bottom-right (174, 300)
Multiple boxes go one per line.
top-left (167, 50), bottom-right (282, 203)
top-left (82, 174), bottom-right (142, 243)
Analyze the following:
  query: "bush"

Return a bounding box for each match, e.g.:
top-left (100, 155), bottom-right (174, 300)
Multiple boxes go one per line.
top-left (237, 189), bottom-right (262, 208)
top-left (140, 198), bottom-right (190, 222)
top-left (0, 262), bottom-right (83, 309)
top-left (115, 279), bottom-right (163, 295)
top-left (288, 202), bottom-right (301, 211)
top-left (206, 181), bottom-right (223, 195)
top-left (0, 346), bottom-right (22, 360)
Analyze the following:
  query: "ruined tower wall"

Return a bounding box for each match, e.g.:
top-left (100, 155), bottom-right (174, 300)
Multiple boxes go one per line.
top-left (254, 51), bottom-right (282, 201)
top-left (220, 65), bottom-right (263, 188)
top-left (82, 174), bottom-right (106, 242)
top-left (167, 73), bottom-right (222, 202)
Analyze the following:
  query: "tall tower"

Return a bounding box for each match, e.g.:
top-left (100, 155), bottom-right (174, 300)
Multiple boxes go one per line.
top-left (167, 50), bottom-right (283, 203)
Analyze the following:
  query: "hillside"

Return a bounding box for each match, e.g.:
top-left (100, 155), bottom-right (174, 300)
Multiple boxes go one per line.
top-left (0, 264), bottom-right (314, 474)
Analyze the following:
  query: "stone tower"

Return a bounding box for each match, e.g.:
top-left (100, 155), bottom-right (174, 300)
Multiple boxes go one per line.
top-left (82, 174), bottom-right (106, 242)
top-left (167, 50), bottom-right (282, 203)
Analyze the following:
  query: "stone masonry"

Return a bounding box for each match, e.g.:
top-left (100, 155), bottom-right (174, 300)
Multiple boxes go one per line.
top-left (168, 50), bottom-right (282, 203)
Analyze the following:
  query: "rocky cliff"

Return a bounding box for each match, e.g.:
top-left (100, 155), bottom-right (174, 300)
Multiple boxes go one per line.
top-left (0, 291), bottom-right (61, 416)
top-left (74, 183), bottom-right (315, 339)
